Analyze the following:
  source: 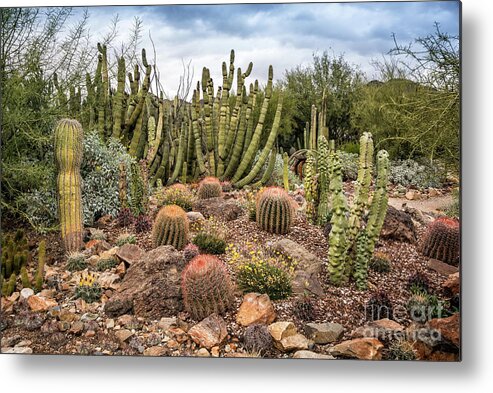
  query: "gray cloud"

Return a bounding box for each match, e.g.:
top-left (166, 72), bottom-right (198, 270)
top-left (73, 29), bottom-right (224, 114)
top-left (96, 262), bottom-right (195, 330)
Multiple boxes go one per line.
top-left (69, 1), bottom-right (459, 96)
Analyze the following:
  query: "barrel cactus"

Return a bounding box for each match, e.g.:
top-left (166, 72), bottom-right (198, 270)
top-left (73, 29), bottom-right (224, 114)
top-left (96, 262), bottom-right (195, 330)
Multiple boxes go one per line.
top-left (256, 187), bottom-right (294, 234)
top-left (152, 205), bottom-right (189, 250)
top-left (420, 217), bottom-right (460, 266)
top-left (197, 176), bottom-right (222, 199)
top-left (181, 254), bottom-right (234, 320)
top-left (54, 118), bottom-right (84, 252)
top-left (243, 324), bottom-right (273, 354)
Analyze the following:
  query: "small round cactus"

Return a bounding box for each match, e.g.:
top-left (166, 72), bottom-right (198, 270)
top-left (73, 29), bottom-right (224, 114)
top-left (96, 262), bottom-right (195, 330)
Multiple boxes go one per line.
top-left (256, 186), bottom-right (294, 234)
top-left (197, 176), bottom-right (222, 199)
top-left (243, 324), bottom-right (273, 354)
top-left (181, 255), bottom-right (234, 320)
top-left (420, 217), bottom-right (460, 266)
top-left (152, 205), bottom-right (189, 250)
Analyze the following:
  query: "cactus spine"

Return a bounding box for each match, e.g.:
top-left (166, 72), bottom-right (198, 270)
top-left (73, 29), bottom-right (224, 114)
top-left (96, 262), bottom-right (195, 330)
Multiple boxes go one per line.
top-left (54, 119), bottom-right (84, 252)
top-left (181, 254), bottom-right (234, 320)
top-left (152, 205), bottom-right (189, 250)
top-left (256, 187), bottom-right (294, 234)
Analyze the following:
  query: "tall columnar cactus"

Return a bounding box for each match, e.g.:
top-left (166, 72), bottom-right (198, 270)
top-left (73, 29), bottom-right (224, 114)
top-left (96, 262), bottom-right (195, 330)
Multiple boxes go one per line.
top-left (253, 147), bottom-right (277, 188)
top-left (353, 232), bottom-right (370, 290)
top-left (347, 132), bottom-right (374, 245)
top-left (181, 254), bottom-right (234, 320)
top-left (54, 118), bottom-right (84, 252)
top-left (256, 186), bottom-right (294, 234)
top-left (365, 150), bottom-right (390, 257)
top-left (197, 176), bottom-right (222, 199)
top-left (316, 135), bottom-right (330, 225)
top-left (327, 152), bottom-right (348, 286)
top-left (420, 217), bottom-right (460, 266)
top-left (303, 150), bottom-right (318, 223)
top-left (34, 240), bottom-right (46, 293)
top-left (152, 205), bottom-right (189, 250)
top-left (283, 152), bottom-right (289, 192)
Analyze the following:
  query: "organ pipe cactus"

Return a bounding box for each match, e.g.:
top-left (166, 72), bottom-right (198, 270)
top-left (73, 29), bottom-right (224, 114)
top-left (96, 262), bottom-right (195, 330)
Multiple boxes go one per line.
top-left (253, 147), bottom-right (277, 188)
top-left (303, 150), bottom-right (318, 223)
top-left (152, 205), bottom-right (189, 250)
top-left (256, 186), bottom-right (294, 234)
top-left (54, 118), bottom-right (84, 252)
top-left (181, 254), bottom-right (234, 320)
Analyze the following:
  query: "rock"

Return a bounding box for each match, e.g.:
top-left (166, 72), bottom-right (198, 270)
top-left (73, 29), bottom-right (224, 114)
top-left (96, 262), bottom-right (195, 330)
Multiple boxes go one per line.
top-left (381, 206), bottom-right (417, 243)
top-left (236, 293), bottom-right (276, 326)
top-left (192, 197), bottom-right (243, 221)
top-left (106, 319), bottom-right (115, 329)
top-left (293, 350), bottom-right (335, 359)
top-left (27, 296), bottom-right (58, 312)
top-left (1, 335), bottom-right (22, 348)
top-left (116, 244), bottom-right (145, 266)
top-left (427, 313), bottom-right (460, 348)
top-left (350, 319), bottom-right (404, 341)
top-left (405, 190), bottom-right (419, 200)
top-left (69, 321), bottom-right (84, 335)
top-left (105, 246), bottom-right (184, 319)
top-left (268, 239), bottom-right (324, 297)
top-left (99, 272), bottom-right (121, 289)
top-left (15, 340), bottom-right (31, 347)
top-left (188, 314), bottom-right (228, 349)
top-left (428, 188), bottom-right (439, 197)
top-left (304, 322), bottom-right (344, 344)
top-left (196, 348), bottom-right (211, 357)
top-left (144, 346), bottom-right (167, 356)
top-left (329, 338), bottom-right (384, 360)
top-left (268, 322), bottom-right (297, 342)
top-left (59, 310), bottom-right (76, 323)
top-left (158, 317), bottom-right (177, 331)
top-left (115, 329), bottom-right (133, 343)
top-left (20, 288), bottom-right (34, 301)
top-left (277, 333), bottom-right (313, 352)
top-left (442, 272), bottom-right (460, 296)
top-left (211, 346), bottom-right (220, 357)
top-left (2, 347), bottom-right (33, 354)
top-left (186, 211), bottom-right (205, 224)
top-left (428, 259), bottom-right (459, 276)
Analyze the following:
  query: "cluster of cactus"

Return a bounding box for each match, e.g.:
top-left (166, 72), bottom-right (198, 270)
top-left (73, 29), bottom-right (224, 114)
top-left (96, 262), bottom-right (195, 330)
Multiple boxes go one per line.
top-left (1, 239), bottom-right (45, 297)
top-left (66, 251), bottom-right (88, 272)
top-left (56, 45), bottom-right (285, 189)
top-left (370, 251), bottom-right (391, 273)
top-left (54, 118), bottom-right (84, 253)
top-left (129, 160), bottom-right (149, 217)
top-left (152, 205), bottom-right (189, 250)
top-left (96, 256), bottom-right (118, 272)
top-left (115, 233), bottom-right (136, 246)
top-left (326, 133), bottom-right (390, 289)
top-left (243, 324), bottom-right (273, 354)
top-left (256, 187), bottom-right (294, 234)
top-left (197, 177), bottom-right (222, 199)
top-left (75, 272), bottom-right (102, 303)
top-left (181, 255), bottom-right (234, 320)
top-left (420, 217), bottom-right (460, 266)
top-left (1, 230), bottom-right (29, 279)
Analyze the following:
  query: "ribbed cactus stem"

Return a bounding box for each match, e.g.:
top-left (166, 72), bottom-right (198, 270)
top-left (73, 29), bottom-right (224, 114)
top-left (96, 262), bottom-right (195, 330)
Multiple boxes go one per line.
top-left (253, 147), bottom-right (277, 188)
top-left (198, 177), bottom-right (222, 199)
top-left (181, 255), bottom-right (234, 320)
top-left (303, 150), bottom-right (318, 223)
top-left (327, 152), bottom-right (348, 286)
top-left (191, 90), bottom-right (207, 175)
top-left (112, 56), bottom-right (126, 139)
top-left (310, 105), bottom-right (317, 150)
top-left (256, 186), bottom-right (293, 234)
top-left (316, 135), bottom-right (330, 225)
top-left (283, 152), bottom-right (289, 192)
top-left (54, 119), bottom-right (84, 252)
top-left (152, 205), bottom-right (189, 250)
top-left (235, 90), bottom-right (282, 188)
top-left (353, 232), bottom-right (369, 290)
top-left (34, 240), bottom-right (46, 292)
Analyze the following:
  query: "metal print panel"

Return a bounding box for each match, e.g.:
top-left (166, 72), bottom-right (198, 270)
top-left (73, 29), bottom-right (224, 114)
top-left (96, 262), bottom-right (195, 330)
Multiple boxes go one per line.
top-left (0, 1), bottom-right (461, 361)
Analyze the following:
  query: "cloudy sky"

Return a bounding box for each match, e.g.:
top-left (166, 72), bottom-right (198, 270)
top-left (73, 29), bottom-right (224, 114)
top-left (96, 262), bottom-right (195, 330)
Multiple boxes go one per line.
top-left (68, 1), bottom-right (460, 96)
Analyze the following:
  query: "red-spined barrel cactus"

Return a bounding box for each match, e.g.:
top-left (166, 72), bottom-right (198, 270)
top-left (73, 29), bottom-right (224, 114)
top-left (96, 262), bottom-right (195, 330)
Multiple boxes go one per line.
top-left (152, 205), bottom-right (189, 250)
top-left (420, 217), bottom-right (460, 266)
top-left (256, 187), bottom-right (294, 234)
top-left (197, 176), bottom-right (222, 199)
top-left (54, 118), bottom-right (84, 252)
top-left (181, 255), bottom-right (234, 320)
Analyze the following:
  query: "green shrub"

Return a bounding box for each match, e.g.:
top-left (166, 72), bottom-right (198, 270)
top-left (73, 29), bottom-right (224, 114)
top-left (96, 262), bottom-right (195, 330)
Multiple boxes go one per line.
top-left (339, 151), bottom-right (359, 181)
top-left (389, 159), bottom-right (445, 189)
top-left (155, 184), bottom-right (195, 211)
top-left (446, 188), bottom-right (460, 218)
top-left (96, 257), bottom-right (118, 272)
top-left (340, 141), bottom-right (360, 154)
top-left (115, 233), bottom-right (136, 246)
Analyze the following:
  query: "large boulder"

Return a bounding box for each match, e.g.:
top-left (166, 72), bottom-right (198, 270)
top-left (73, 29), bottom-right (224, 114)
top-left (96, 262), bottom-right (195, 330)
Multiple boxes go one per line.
top-left (268, 239), bottom-right (324, 297)
top-left (104, 246), bottom-right (184, 319)
top-left (116, 244), bottom-right (145, 266)
top-left (192, 197), bottom-right (243, 221)
top-left (380, 206), bottom-right (417, 243)
top-left (304, 322), bottom-right (345, 344)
